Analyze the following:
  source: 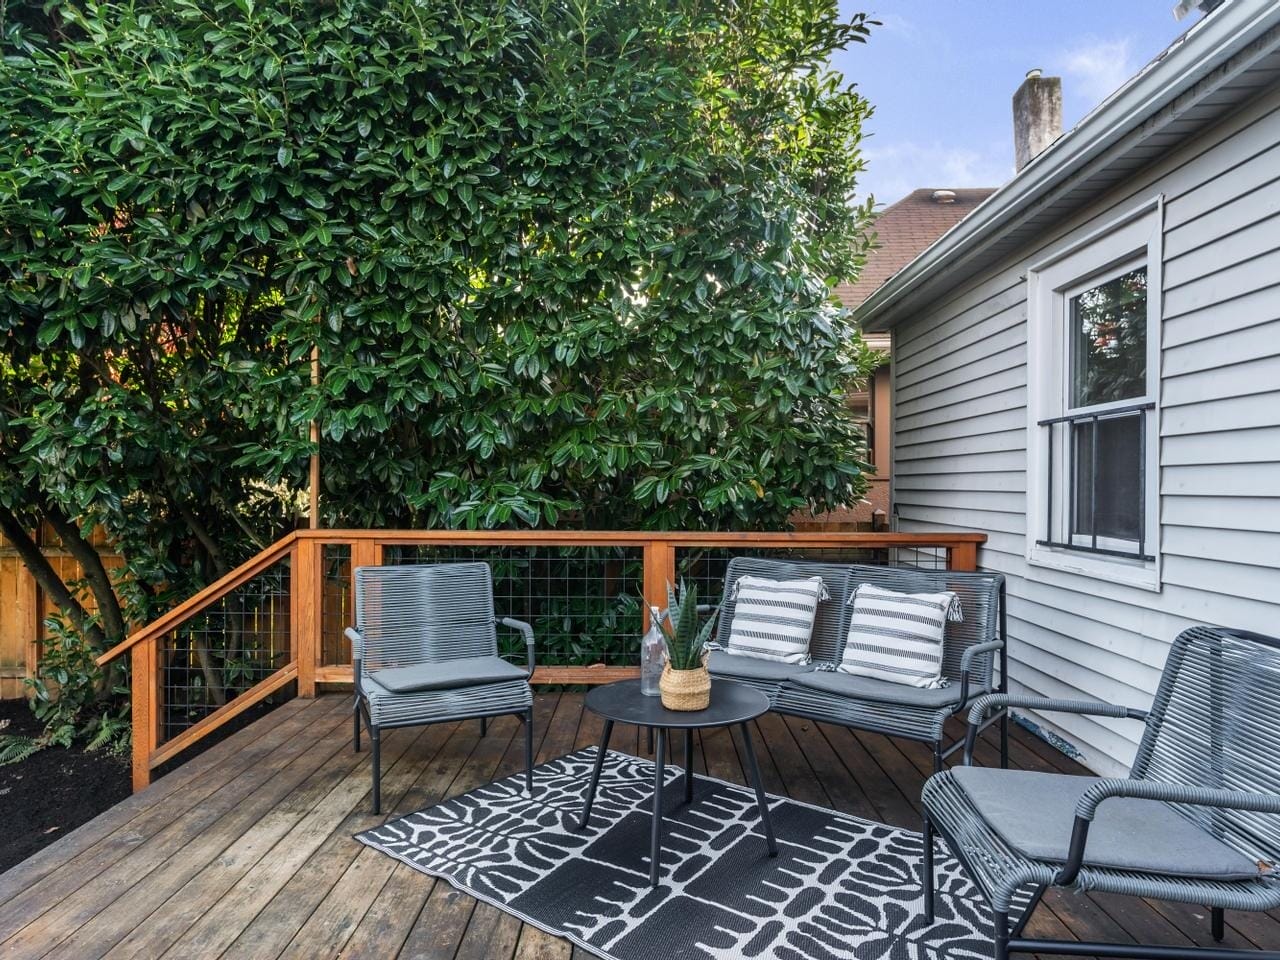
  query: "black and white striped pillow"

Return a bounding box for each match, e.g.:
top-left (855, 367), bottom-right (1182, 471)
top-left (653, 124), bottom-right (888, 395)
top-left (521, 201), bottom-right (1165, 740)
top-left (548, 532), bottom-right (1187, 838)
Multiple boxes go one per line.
top-left (724, 575), bottom-right (827, 665)
top-left (837, 583), bottom-right (962, 689)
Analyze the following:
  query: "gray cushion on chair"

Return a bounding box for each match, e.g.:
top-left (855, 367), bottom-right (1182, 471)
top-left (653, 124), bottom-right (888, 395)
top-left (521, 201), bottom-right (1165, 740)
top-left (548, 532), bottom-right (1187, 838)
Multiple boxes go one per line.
top-left (368, 656), bottom-right (527, 694)
top-left (708, 651), bottom-right (817, 683)
top-left (790, 670), bottom-right (963, 708)
top-left (951, 767), bottom-right (1262, 881)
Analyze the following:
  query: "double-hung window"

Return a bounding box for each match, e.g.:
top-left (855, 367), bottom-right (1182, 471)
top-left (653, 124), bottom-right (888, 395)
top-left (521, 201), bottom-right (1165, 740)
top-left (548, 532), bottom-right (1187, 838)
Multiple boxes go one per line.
top-left (1027, 200), bottom-right (1161, 589)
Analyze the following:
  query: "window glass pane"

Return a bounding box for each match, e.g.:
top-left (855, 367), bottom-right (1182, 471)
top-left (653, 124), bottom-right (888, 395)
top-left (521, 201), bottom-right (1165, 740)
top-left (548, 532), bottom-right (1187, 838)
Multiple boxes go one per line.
top-left (1072, 414), bottom-right (1143, 543)
top-left (1070, 266), bottom-right (1147, 408)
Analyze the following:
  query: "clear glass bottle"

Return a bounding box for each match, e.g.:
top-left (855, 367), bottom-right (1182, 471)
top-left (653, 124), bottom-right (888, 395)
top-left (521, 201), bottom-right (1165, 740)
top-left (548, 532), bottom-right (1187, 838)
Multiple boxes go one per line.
top-left (640, 606), bottom-right (665, 696)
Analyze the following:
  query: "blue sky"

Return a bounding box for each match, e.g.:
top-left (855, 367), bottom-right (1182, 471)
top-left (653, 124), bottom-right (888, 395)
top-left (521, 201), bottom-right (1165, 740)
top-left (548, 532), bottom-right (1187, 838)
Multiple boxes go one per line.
top-left (833, 2), bottom-right (1198, 206)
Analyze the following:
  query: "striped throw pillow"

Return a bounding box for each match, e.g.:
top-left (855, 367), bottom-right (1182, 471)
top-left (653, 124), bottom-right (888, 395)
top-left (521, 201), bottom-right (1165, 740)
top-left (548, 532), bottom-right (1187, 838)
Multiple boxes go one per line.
top-left (724, 575), bottom-right (828, 665)
top-left (838, 583), bottom-right (962, 689)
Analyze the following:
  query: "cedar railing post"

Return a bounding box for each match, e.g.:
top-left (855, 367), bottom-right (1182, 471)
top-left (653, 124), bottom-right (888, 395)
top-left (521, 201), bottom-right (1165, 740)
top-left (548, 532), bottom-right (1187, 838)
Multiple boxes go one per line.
top-left (949, 541), bottom-right (978, 571)
top-left (294, 537), bottom-right (320, 698)
top-left (642, 538), bottom-right (676, 629)
top-left (130, 640), bottom-right (155, 791)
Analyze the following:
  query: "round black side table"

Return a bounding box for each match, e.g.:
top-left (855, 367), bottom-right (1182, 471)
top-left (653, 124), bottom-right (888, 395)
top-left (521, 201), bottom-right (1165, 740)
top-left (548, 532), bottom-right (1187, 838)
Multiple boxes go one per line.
top-left (574, 678), bottom-right (778, 886)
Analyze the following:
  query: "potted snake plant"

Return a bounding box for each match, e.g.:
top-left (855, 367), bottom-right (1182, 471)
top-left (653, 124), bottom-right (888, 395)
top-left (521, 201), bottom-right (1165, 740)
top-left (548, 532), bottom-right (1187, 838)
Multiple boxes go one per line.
top-left (656, 580), bottom-right (719, 710)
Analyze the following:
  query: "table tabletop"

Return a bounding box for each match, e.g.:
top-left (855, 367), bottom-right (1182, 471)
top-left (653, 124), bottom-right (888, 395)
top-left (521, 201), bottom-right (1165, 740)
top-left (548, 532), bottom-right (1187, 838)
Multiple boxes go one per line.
top-left (583, 678), bottom-right (769, 729)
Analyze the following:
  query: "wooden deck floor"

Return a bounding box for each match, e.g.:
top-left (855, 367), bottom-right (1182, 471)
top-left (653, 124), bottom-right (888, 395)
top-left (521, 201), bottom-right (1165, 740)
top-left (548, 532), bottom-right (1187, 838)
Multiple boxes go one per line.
top-left (1, 691), bottom-right (1276, 960)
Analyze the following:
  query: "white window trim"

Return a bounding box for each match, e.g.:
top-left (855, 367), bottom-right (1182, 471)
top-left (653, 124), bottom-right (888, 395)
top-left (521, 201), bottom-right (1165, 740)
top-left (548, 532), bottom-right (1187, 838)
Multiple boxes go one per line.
top-left (1025, 197), bottom-right (1163, 591)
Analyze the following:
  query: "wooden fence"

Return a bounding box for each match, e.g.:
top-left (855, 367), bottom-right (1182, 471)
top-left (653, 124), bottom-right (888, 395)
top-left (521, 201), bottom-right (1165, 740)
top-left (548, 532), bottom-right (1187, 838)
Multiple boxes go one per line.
top-left (0, 528), bottom-right (122, 700)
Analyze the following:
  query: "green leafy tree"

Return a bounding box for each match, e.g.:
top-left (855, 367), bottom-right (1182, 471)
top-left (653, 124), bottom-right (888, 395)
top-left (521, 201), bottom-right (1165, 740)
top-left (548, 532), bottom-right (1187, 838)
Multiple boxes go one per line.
top-left (0, 0), bottom-right (876, 743)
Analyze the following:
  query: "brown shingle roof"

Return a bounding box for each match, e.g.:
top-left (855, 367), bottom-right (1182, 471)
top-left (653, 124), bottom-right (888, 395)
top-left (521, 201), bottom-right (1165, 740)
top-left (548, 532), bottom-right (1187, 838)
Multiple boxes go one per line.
top-left (837, 188), bottom-right (996, 309)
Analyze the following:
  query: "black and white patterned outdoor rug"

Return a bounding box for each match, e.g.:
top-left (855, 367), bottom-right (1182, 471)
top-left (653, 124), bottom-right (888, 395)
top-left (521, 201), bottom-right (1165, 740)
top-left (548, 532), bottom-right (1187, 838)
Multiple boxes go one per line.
top-left (356, 748), bottom-right (993, 960)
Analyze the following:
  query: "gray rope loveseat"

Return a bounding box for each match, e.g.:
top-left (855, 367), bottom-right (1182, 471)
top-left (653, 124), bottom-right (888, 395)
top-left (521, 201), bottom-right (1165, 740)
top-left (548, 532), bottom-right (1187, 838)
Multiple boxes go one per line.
top-left (705, 556), bottom-right (1009, 777)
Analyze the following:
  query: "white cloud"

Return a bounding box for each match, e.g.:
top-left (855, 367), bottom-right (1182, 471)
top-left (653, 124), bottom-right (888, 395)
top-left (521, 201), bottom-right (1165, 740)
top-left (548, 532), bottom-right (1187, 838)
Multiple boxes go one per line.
top-left (858, 141), bottom-right (1012, 207)
top-left (1057, 38), bottom-right (1136, 105)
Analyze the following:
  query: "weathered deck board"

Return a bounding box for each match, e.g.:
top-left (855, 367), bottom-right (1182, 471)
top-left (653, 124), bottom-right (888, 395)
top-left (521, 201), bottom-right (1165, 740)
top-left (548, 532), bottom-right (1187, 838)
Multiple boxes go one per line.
top-left (0, 692), bottom-right (1275, 960)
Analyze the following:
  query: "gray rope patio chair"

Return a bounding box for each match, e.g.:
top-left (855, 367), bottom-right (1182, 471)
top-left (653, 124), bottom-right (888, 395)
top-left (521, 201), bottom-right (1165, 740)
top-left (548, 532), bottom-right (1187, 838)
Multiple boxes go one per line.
top-left (921, 626), bottom-right (1280, 960)
top-left (705, 556), bottom-right (858, 701)
top-left (345, 562), bottom-right (535, 814)
top-left (772, 563), bottom-right (1009, 774)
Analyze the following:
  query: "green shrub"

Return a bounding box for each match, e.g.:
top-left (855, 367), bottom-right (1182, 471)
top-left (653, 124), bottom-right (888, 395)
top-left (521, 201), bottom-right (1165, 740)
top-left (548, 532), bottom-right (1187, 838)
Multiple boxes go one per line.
top-left (0, 0), bottom-right (876, 744)
top-left (0, 616), bottom-right (130, 765)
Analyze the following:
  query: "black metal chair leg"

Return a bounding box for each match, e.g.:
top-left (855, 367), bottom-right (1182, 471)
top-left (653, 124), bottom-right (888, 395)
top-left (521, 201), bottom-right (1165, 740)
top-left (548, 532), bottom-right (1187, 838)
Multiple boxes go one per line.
top-left (371, 725), bottom-right (382, 815)
top-left (922, 813), bottom-right (936, 924)
top-left (1212, 907), bottom-right (1225, 942)
top-left (684, 727), bottom-right (694, 804)
top-left (738, 722), bottom-right (778, 857)
top-left (650, 730), bottom-right (666, 886)
top-left (480, 716), bottom-right (487, 737)
top-left (933, 743), bottom-right (944, 774)
top-left (994, 910), bottom-right (1010, 960)
top-left (353, 698), bottom-right (361, 752)
top-left (524, 708), bottom-right (535, 796)
top-left (1000, 711), bottom-right (1010, 769)
top-left (575, 719), bottom-right (614, 830)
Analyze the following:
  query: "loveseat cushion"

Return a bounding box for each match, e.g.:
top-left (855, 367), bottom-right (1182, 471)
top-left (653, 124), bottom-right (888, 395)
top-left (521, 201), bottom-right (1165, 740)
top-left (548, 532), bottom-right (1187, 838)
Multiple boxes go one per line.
top-left (708, 651), bottom-right (817, 683)
top-left (950, 767), bottom-right (1265, 881)
top-left (790, 669), bottom-right (963, 709)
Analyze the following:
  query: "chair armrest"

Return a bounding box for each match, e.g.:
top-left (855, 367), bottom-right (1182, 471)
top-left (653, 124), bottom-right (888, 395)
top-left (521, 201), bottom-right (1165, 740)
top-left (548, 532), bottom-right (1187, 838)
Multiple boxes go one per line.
top-left (956, 640), bottom-right (1005, 706)
top-left (345, 627), bottom-right (365, 663)
top-left (345, 627), bottom-right (364, 687)
top-left (967, 694), bottom-right (1148, 728)
top-left (498, 617), bottom-right (536, 677)
top-left (964, 694), bottom-right (1147, 764)
top-left (1055, 779), bottom-right (1280, 885)
top-left (959, 639), bottom-right (1004, 675)
top-left (1076, 778), bottom-right (1280, 820)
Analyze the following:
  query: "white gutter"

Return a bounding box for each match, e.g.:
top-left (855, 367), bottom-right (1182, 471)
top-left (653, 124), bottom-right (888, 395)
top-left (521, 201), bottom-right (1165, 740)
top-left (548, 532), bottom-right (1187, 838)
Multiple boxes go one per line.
top-left (854, 0), bottom-right (1280, 331)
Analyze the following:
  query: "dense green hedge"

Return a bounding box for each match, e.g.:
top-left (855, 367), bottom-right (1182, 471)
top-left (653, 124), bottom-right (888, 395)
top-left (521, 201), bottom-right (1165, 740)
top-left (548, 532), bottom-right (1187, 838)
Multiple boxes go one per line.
top-left (0, 0), bottom-right (875, 744)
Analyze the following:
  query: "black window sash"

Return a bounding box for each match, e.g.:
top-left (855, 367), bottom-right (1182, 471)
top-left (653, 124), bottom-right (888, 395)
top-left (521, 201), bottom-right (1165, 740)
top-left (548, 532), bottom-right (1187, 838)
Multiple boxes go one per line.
top-left (1037, 401), bottom-right (1154, 561)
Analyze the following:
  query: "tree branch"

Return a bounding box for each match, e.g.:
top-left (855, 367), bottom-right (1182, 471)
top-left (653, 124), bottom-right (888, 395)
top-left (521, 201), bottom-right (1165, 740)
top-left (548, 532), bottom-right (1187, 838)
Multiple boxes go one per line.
top-left (43, 505), bottom-right (127, 645)
top-left (169, 493), bottom-right (231, 579)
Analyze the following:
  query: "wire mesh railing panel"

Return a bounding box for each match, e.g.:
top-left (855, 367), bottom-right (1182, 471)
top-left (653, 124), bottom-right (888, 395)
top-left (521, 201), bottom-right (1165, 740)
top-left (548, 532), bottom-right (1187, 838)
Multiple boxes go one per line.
top-left (885, 545), bottom-right (951, 569)
top-left (321, 543), bottom-right (352, 666)
top-left (381, 545), bottom-right (644, 668)
top-left (158, 559), bottom-right (292, 742)
top-left (674, 544), bottom-right (952, 606)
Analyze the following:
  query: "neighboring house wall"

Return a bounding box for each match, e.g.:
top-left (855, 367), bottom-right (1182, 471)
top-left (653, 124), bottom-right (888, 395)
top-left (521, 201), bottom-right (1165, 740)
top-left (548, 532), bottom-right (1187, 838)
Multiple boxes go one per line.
top-left (890, 84), bottom-right (1280, 776)
top-left (799, 188), bottom-right (993, 531)
top-left (795, 351), bottom-right (890, 531)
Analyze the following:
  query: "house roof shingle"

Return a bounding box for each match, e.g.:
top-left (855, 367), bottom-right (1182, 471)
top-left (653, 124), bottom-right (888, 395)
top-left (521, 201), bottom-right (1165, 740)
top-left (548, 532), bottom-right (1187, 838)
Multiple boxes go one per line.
top-left (837, 188), bottom-right (996, 310)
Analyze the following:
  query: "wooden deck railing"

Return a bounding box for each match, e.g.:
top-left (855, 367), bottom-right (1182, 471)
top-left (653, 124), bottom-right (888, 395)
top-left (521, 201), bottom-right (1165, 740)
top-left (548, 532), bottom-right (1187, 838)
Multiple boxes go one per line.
top-left (98, 528), bottom-right (985, 791)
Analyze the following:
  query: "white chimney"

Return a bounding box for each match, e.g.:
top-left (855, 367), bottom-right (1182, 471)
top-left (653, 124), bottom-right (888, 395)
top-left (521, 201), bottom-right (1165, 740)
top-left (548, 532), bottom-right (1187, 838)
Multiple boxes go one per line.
top-left (1013, 69), bottom-right (1062, 172)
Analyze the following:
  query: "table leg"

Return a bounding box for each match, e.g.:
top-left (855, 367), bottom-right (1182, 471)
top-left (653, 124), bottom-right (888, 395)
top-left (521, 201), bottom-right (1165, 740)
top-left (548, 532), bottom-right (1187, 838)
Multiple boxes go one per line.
top-left (683, 727), bottom-right (694, 804)
top-left (650, 729), bottom-right (666, 886)
top-left (575, 719), bottom-right (614, 831)
top-left (738, 721), bottom-right (778, 857)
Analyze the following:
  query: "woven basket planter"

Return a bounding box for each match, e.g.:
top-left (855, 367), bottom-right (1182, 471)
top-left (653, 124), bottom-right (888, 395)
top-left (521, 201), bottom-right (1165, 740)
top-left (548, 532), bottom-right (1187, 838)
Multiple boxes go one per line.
top-left (659, 663), bottom-right (711, 711)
